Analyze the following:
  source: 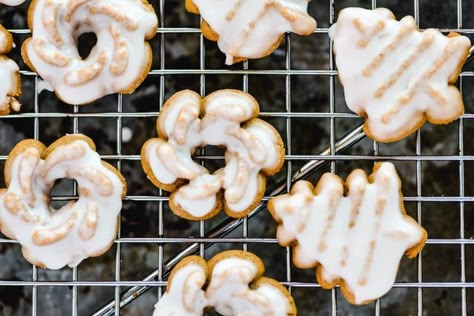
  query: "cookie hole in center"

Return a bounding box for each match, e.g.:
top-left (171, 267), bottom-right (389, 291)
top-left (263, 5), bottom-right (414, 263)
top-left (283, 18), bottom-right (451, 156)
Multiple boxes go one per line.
top-left (50, 178), bottom-right (78, 210)
top-left (77, 32), bottom-right (97, 60)
top-left (195, 146), bottom-right (226, 173)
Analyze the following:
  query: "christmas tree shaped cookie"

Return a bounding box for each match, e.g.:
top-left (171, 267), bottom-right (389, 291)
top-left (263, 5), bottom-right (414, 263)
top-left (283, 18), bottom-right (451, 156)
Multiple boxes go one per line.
top-left (268, 162), bottom-right (427, 304)
top-left (330, 8), bottom-right (471, 142)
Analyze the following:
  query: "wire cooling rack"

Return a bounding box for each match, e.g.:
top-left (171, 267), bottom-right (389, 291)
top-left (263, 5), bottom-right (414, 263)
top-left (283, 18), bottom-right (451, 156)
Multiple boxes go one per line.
top-left (1, 0), bottom-right (474, 315)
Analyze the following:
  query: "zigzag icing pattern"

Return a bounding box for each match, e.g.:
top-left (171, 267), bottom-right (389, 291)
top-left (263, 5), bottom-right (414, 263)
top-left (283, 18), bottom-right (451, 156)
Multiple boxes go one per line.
top-left (153, 250), bottom-right (296, 316)
top-left (268, 162), bottom-right (427, 304)
top-left (329, 8), bottom-right (471, 142)
top-left (188, 0), bottom-right (316, 64)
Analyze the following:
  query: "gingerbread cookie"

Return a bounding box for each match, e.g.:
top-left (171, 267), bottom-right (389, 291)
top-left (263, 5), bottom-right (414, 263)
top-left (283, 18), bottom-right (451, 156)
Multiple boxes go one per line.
top-left (0, 134), bottom-right (127, 269)
top-left (141, 89), bottom-right (284, 220)
top-left (185, 0), bottom-right (317, 65)
top-left (153, 250), bottom-right (297, 316)
top-left (0, 24), bottom-right (21, 115)
top-left (22, 0), bottom-right (158, 104)
top-left (329, 8), bottom-right (471, 142)
top-left (268, 162), bottom-right (427, 304)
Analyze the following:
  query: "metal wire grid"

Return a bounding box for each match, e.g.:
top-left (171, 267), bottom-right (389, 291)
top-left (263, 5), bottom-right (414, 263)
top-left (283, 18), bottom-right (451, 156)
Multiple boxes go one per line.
top-left (0, 0), bottom-right (472, 315)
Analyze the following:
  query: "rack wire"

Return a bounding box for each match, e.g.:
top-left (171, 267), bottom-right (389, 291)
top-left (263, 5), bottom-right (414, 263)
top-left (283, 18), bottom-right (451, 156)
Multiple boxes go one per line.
top-left (0, 0), bottom-right (474, 315)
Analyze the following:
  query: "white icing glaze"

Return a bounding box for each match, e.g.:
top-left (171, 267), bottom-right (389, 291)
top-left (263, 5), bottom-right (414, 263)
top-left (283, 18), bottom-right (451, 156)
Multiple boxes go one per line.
top-left (152, 263), bottom-right (207, 316)
top-left (153, 252), bottom-right (293, 316)
top-left (191, 0), bottom-right (316, 64)
top-left (0, 0), bottom-right (25, 6)
top-left (0, 26), bottom-right (21, 114)
top-left (37, 79), bottom-right (54, 93)
top-left (23, 0), bottom-right (158, 104)
top-left (0, 137), bottom-right (125, 269)
top-left (269, 162), bottom-right (426, 304)
top-left (143, 89), bottom-right (284, 219)
top-left (329, 7), bottom-right (471, 142)
top-left (207, 258), bottom-right (290, 315)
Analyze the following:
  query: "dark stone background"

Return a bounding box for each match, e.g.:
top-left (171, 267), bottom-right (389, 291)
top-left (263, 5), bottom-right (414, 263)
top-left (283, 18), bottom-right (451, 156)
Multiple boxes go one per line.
top-left (0, 0), bottom-right (474, 315)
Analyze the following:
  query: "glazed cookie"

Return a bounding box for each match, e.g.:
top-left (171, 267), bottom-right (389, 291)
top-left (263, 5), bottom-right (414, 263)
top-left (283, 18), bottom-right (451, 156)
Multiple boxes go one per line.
top-left (268, 162), bottom-right (427, 304)
top-left (329, 8), bottom-right (471, 142)
top-left (22, 0), bottom-right (158, 104)
top-left (153, 250), bottom-right (297, 316)
top-left (142, 89), bottom-right (285, 220)
top-left (185, 0), bottom-right (317, 65)
top-left (0, 25), bottom-right (21, 115)
top-left (0, 134), bottom-right (127, 269)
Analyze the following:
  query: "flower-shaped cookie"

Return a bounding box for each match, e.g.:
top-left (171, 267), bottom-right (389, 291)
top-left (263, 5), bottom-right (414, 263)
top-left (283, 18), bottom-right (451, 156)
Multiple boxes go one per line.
top-left (186, 0), bottom-right (317, 65)
top-left (0, 135), bottom-right (126, 269)
top-left (268, 162), bottom-right (427, 304)
top-left (22, 0), bottom-right (158, 104)
top-left (153, 250), bottom-right (296, 316)
top-left (329, 8), bottom-right (471, 142)
top-left (0, 24), bottom-right (21, 115)
top-left (141, 89), bottom-right (284, 220)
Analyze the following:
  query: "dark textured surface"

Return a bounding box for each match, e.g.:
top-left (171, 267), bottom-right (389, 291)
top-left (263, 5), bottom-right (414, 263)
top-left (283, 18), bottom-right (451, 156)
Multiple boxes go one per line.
top-left (0, 0), bottom-right (473, 315)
